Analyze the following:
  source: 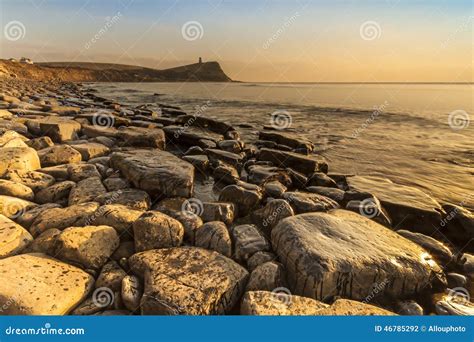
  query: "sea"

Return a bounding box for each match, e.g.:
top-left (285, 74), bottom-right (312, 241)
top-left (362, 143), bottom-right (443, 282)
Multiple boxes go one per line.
top-left (91, 82), bottom-right (474, 210)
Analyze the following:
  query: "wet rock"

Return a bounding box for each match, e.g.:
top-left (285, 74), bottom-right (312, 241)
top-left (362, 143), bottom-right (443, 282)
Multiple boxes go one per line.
top-left (395, 300), bottom-right (424, 315)
top-left (345, 197), bottom-right (392, 227)
top-left (35, 180), bottom-right (76, 204)
top-left (121, 275), bottom-right (143, 312)
top-left (307, 172), bottom-right (338, 188)
top-left (30, 202), bottom-right (100, 236)
top-left (70, 142), bottom-right (110, 161)
top-left (286, 168), bottom-right (308, 188)
top-left (306, 186), bottom-right (345, 203)
top-left (0, 147), bottom-right (41, 177)
top-left (133, 211), bottom-right (184, 252)
top-left (272, 210), bottom-right (445, 301)
top-left (38, 144), bottom-right (82, 167)
top-left (182, 155), bottom-right (209, 173)
top-left (446, 273), bottom-right (467, 289)
top-left (26, 136), bottom-right (54, 150)
top-left (263, 181), bottom-right (287, 198)
top-left (96, 261), bottom-right (127, 292)
top-left (213, 162), bottom-right (239, 185)
top-left (259, 131), bottom-right (314, 152)
top-left (92, 204), bottom-right (143, 236)
top-left (441, 203), bottom-right (474, 248)
top-left (0, 253), bottom-right (94, 314)
top-left (219, 184), bottom-right (263, 216)
top-left (129, 247), bottom-right (248, 315)
top-left (258, 148), bottom-right (325, 176)
top-left (110, 149), bottom-right (194, 198)
top-left (206, 149), bottom-right (245, 170)
top-left (434, 292), bottom-right (474, 316)
top-left (201, 202), bottom-right (235, 225)
top-left (95, 189), bottom-right (151, 211)
top-left (195, 221), bottom-right (232, 257)
top-left (67, 163), bottom-right (101, 181)
top-left (231, 224), bottom-right (271, 263)
top-left (0, 179), bottom-right (34, 201)
top-left (397, 230), bottom-right (453, 268)
top-left (241, 291), bottom-right (328, 315)
top-left (184, 146), bottom-right (204, 155)
top-left (347, 176), bottom-right (444, 234)
top-left (283, 191), bottom-right (339, 214)
top-left (0, 214), bottom-right (33, 258)
top-left (164, 126), bottom-right (222, 148)
top-left (54, 225), bottom-right (119, 269)
top-left (246, 261), bottom-right (287, 291)
top-left (175, 115), bottom-right (234, 135)
top-left (23, 228), bottom-right (61, 254)
top-left (252, 199), bottom-right (294, 234)
top-left (217, 140), bottom-right (243, 153)
top-left (68, 176), bottom-right (106, 205)
top-left (6, 170), bottom-right (55, 192)
top-left (247, 165), bottom-right (292, 186)
top-left (38, 119), bottom-right (81, 142)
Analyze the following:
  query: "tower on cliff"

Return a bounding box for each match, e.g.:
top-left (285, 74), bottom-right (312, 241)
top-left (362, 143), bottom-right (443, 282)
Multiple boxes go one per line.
top-left (199, 57), bottom-right (202, 64)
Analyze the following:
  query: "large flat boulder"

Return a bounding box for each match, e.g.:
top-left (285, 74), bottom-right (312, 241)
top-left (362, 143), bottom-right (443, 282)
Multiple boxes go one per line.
top-left (0, 195), bottom-right (37, 219)
top-left (271, 209), bottom-right (444, 301)
top-left (38, 118), bottom-right (82, 142)
top-left (258, 148), bottom-right (326, 176)
top-left (117, 127), bottom-right (165, 149)
top-left (38, 144), bottom-right (82, 167)
top-left (129, 247), bottom-right (248, 315)
top-left (0, 214), bottom-right (33, 258)
top-left (110, 150), bottom-right (194, 197)
top-left (0, 253), bottom-right (94, 314)
top-left (259, 131), bottom-right (314, 152)
top-left (347, 176), bottom-right (444, 234)
top-left (0, 147), bottom-right (41, 177)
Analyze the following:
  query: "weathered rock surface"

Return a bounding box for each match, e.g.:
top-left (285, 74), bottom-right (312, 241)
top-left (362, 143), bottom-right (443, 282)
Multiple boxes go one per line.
top-left (68, 176), bottom-right (106, 205)
top-left (35, 180), bottom-right (76, 204)
top-left (5, 170), bottom-right (55, 192)
top-left (92, 204), bottom-right (143, 236)
top-left (38, 144), bottom-right (82, 167)
top-left (258, 148), bottom-right (325, 176)
top-left (129, 247), bottom-right (248, 315)
top-left (0, 147), bottom-right (41, 177)
top-left (195, 221), bottom-right (232, 257)
top-left (272, 210), bottom-right (444, 301)
top-left (0, 179), bottom-right (34, 201)
top-left (347, 176), bottom-right (444, 234)
top-left (245, 261), bottom-right (286, 292)
top-left (133, 211), bottom-right (184, 252)
top-left (54, 225), bottom-right (119, 269)
top-left (95, 260), bottom-right (127, 292)
top-left (283, 191), bottom-right (339, 214)
top-left (121, 275), bottom-right (143, 312)
top-left (70, 142), bottom-right (110, 161)
top-left (95, 189), bottom-right (150, 211)
top-left (0, 195), bottom-right (37, 219)
top-left (0, 214), bottom-right (33, 258)
top-left (219, 184), bottom-right (262, 216)
top-left (110, 150), bottom-right (194, 197)
top-left (38, 119), bottom-right (81, 142)
top-left (201, 202), bottom-right (235, 225)
top-left (231, 224), bottom-right (271, 263)
top-left (0, 253), bottom-right (94, 314)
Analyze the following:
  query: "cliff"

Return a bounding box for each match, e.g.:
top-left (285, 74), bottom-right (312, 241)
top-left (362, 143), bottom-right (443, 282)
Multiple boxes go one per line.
top-left (0, 60), bottom-right (232, 82)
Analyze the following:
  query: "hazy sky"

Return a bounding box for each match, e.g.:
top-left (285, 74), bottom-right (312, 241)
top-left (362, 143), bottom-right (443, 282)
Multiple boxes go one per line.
top-left (0, 0), bottom-right (472, 82)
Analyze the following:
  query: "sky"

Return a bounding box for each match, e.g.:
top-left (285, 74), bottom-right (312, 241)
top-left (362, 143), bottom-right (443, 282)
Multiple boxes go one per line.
top-left (0, 0), bottom-right (472, 82)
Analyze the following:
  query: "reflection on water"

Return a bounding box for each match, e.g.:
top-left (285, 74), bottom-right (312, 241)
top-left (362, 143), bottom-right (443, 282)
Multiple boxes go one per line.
top-left (92, 82), bottom-right (474, 210)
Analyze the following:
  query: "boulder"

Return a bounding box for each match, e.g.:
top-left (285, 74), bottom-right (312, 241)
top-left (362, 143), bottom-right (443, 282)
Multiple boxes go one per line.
top-left (272, 210), bottom-right (445, 301)
top-left (54, 225), bottom-right (119, 269)
top-left (91, 204), bottom-right (143, 236)
top-left (231, 224), bottom-right (271, 263)
top-left (129, 247), bottom-right (248, 315)
top-left (258, 131), bottom-right (314, 152)
top-left (441, 203), bottom-right (474, 248)
top-left (110, 150), bottom-right (194, 197)
top-left (23, 228), bottom-right (61, 255)
top-left (25, 136), bottom-right (54, 150)
top-left (67, 163), bottom-right (101, 181)
top-left (68, 176), bottom-right (106, 205)
top-left (201, 202), bottom-right (235, 225)
top-left (133, 211), bottom-right (184, 252)
top-left (219, 184), bottom-right (263, 216)
top-left (16, 203), bottom-right (61, 229)
top-left (30, 202), bottom-right (100, 236)
top-left (5, 170), bottom-right (55, 192)
top-left (38, 145), bottom-right (82, 167)
top-left (0, 253), bottom-right (94, 314)
top-left (347, 176), bottom-right (444, 234)
top-left (0, 147), bottom-right (41, 177)
top-left (38, 119), bottom-right (81, 142)
top-left (245, 261), bottom-right (287, 292)
top-left (103, 177), bottom-right (130, 192)
top-left (95, 260), bottom-right (127, 292)
top-left (0, 179), bottom-right (34, 201)
top-left (117, 126), bottom-right (165, 149)
top-left (121, 275), bottom-right (143, 312)
top-left (252, 199), bottom-right (294, 233)
top-left (306, 186), bottom-right (346, 203)
top-left (0, 195), bottom-right (37, 219)
top-left (258, 148), bottom-right (325, 176)
top-left (195, 221), bottom-right (232, 257)
top-left (0, 214), bottom-right (33, 258)
top-left (283, 191), bottom-right (339, 214)
top-left (307, 172), bottom-right (338, 188)
top-left (35, 181), bottom-right (76, 204)
top-left (95, 189), bottom-right (151, 211)
top-left (70, 142), bottom-right (110, 161)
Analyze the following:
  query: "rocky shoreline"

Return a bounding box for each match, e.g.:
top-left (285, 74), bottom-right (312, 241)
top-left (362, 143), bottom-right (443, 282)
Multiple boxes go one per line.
top-left (0, 77), bottom-right (472, 316)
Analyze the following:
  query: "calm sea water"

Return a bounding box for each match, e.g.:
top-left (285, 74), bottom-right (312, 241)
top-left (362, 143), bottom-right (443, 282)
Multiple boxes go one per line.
top-left (92, 82), bottom-right (474, 210)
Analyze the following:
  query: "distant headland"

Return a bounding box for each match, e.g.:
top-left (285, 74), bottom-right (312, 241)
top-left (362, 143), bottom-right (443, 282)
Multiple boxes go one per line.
top-left (0, 58), bottom-right (232, 82)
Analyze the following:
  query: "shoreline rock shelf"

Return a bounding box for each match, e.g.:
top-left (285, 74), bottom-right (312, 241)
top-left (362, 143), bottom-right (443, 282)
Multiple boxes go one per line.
top-left (0, 76), bottom-right (472, 316)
